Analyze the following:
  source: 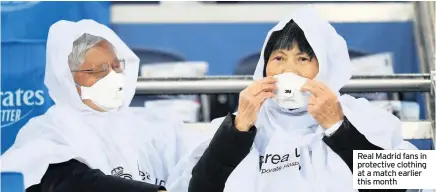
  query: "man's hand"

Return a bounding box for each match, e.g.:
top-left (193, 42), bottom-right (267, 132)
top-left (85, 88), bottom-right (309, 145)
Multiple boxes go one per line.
top-left (235, 77), bottom-right (277, 131)
top-left (301, 80), bottom-right (344, 129)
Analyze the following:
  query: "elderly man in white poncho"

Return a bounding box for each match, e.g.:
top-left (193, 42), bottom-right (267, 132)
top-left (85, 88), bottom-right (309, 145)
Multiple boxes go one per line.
top-left (168, 5), bottom-right (420, 192)
top-left (0, 20), bottom-right (192, 192)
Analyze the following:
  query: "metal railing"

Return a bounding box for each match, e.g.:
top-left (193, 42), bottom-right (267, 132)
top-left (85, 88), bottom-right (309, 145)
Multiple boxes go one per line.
top-left (414, 1), bottom-right (435, 123)
top-left (432, 71), bottom-right (436, 149)
top-left (415, 1), bottom-right (435, 72)
top-left (136, 74), bottom-right (432, 94)
top-left (135, 74), bottom-right (434, 143)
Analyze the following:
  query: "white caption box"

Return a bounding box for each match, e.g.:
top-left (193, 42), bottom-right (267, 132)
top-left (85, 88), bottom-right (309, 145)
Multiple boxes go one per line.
top-left (353, 150), bottom-right (436, 189)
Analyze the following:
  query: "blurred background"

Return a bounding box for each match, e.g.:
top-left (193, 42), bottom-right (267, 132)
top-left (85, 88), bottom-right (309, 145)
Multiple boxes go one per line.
top-left (1, 1), bottom-right (435, 155)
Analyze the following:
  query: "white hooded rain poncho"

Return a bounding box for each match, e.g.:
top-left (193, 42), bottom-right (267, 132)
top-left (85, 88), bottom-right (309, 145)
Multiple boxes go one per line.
top-left (169, 5), bottom-right (418, 192)
top-left (1, 20), bottom-right (188, 189)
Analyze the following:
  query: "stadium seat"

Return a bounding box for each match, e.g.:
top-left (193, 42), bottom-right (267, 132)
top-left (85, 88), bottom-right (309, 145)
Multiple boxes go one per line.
top-left (234, 52), bottom-right (261, 76)
top-left (209, 52), bottom-right (260, 119)
top-left (133, 48), bottom-right (186, 67)
top-left (130, 48), bottom-right (209, 122)
top-left (130, 48), bottom-right (187, 107)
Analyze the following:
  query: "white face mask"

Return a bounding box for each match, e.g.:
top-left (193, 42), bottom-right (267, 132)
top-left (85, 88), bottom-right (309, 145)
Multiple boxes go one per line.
top-left (272, 72), bottom-right (309, 109)
top-left (80, 70), bottom-right (124, 111)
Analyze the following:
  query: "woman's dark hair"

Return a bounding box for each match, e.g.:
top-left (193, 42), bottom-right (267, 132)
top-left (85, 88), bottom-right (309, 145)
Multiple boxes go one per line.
top-left (263, 20), bottom-right (315, 77)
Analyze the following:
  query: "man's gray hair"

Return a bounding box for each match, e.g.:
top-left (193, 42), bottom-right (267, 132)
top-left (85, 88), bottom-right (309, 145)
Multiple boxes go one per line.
top-left (68, 33), bottom-right (106, 71)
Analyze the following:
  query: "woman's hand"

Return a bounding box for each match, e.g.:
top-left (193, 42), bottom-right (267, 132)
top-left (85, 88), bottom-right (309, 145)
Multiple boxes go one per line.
top-left (235, 77), bottom-right (277, 131)
top-left (301, 80), bottom-right (344, 129)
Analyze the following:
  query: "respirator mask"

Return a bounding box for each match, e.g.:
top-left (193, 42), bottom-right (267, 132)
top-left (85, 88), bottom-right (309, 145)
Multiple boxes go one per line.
top-left (272, 72), bottom-right (310, 109)
top-left (79, 70), bottom-right (125, 111)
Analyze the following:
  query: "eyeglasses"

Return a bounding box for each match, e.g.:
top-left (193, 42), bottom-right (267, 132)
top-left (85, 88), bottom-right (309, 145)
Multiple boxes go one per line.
top-left (71, 59), bottom-right (125, 74)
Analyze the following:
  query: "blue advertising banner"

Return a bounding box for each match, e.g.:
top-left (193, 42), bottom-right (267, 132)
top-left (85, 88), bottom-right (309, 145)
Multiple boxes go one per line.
top-left (1, 1), bottom-right (111, 41)
top-left (1, 41), bottom-right (53, 153)
top-left (1, 1), bottom-right (111, 154)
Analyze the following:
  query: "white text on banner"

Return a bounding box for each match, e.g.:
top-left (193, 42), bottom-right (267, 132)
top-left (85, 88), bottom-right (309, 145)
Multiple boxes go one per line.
top-left (353, 150), bottom-right (436, 189)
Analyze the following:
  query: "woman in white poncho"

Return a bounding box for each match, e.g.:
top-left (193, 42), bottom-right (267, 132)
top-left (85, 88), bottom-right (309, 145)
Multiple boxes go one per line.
top-left (172, 5), bottom-right (418, 192)
top-left (0, 20), bottom-right (189, 192)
